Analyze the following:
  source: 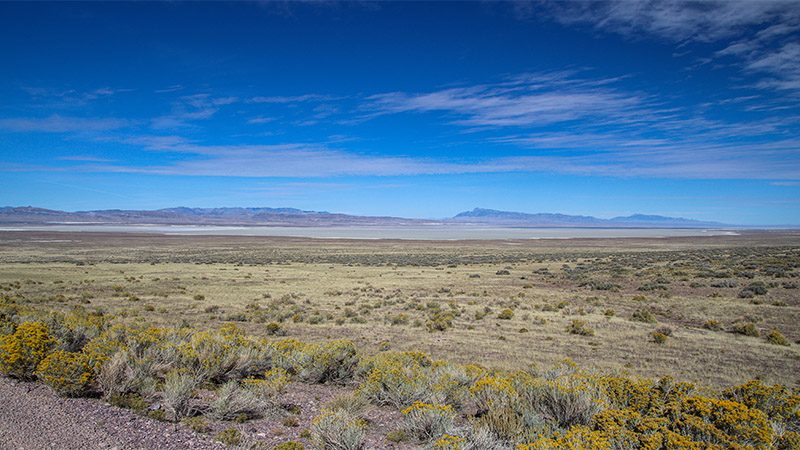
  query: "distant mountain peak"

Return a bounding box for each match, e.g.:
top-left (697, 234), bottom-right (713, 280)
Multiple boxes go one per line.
top-left (452, 208), bottom-right (726, 228)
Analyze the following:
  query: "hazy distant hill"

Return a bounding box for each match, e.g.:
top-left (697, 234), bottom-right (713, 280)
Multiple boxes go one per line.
top-left (0, 206), bottom-right (426, 227)
top-left (0, 206), bottom-right (729, 228)
top-left (452, 208), bottom-right (727, 228)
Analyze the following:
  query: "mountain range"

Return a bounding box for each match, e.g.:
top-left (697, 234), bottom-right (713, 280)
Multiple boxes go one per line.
top-left (0, 206), bottom-right (730, 228)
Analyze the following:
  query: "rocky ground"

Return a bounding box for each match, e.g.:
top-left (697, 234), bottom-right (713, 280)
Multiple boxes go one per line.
top-left (0, 377), bottom-right (411, 450)
top-left (0, 377), bottom-right (226, 450)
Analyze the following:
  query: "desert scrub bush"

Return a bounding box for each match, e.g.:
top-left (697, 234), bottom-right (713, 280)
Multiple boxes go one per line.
top-left (244, 367), bottom-right (290, 398)
top-left (651, 331), bottom-right (668, 344)
top-left (265, 322), bottom-right (285, 336)
top-left (496, 309), bottom-right (514, 320)
top-left (357, 351), bottom-right (434, 408)
top-left (630, 308), bottom-right (656, 323)
top-left (215, 427), bottom-right (242, 446)
top-left (453, 425), bottom-right (510, 450)
top-left (515, 364), bottom-right (607, 430)
top-left (182, 416), bottom-right (210, 433)
top-left (518, 425), bottom-right (611, 450)
top-left (469, 380), bottom-right (527, 441)
top-left (323, 392), bottom-right (370, 418)
top-left (674, 395), bottom-right (773, 448)
top-left (299, 340), bottom-right (359, 384)
top-left (600, 375), bottom-right (695, 416)
top-left (179, 327), bottom-right (267, 383)
top-left (582, 281), bottom-right (620, 291)
top-left (739, 281), bottom-right (768, 298)
top-left (162, 370), bottom-right (199, 421)
top-left (268, 338), bottom-right (313, 375)
top-left (430, 434), bottom-right (465, 450)
top-left (400, 401), bottom-right (457, 443)
top-left (388, 313), bottom-right (409, 325)
top-left (566, 319), bottom-right (594, 336)
top-left (427, 311), bottom-right (455, 332)
top-left (0, 321), bottom-right (57, 380)
top-left (428, 362), bottom-right (483, 408)
top-left (470, 375), bottom-right (517, 413)
top-left (732, 321), bottom-right (760, 337)
top-left (35, 350), bottom-right (95, 397)
top-left (595, 375), bottom-right (774, 448)
top-left (207, 380), bottom-right (275, 421)
top-left (703, 319), bottom-right (722, 331)
top-left (767, 329), bottom-right (790, 346)
top-left (723, 380), bottom-right (800, 430)
top-left (272, 442), bottom-right (305, 450)
top-left (311, 408), bottom-right (367, 450)
top-left (650, 326), bottom-right (672, 345)
top-left (96, 350), bottom-right (136, 398)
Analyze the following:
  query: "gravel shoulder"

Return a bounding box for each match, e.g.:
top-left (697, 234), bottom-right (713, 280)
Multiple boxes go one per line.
top-left (0, 377), bottom-right (412, 450)
top-left (0, 377), bottom-right (225, 450)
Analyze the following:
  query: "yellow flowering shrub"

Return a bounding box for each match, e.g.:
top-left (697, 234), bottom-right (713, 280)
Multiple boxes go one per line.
top-left (82, 323), bottom-right (135, 361)
top-left (35, 349), bottom-right (95, 397)
top-left (600, 375), bottom-right (694, 416)
top-left (45, 307), bottom-right (108, 352)
top-left (178, 327), bottom-right (264, 383)
top-left (517, 426), bottom-right (611, 450)
top-left (357, 351), bottom-right (435, 408)
top-left (243, 367), bottom-right (290, 398)
top-left (401, 401), bottom-right (456, 442)
top-left (268, 338), bottom-right (313, 375)
top-left (428, 362), bottom-right (478, 408)
top-left (675, 396), bottom-right (773, 448)
top-left (776, 431), bottom-right (800, 450)
top-left (0, 308), bottom-right (792, 450)
top-left (723, 379), bottom-right (800, 427)
top-left (432, 434), bottom-right (465, 450)
top-left (470, 374), bottom-right (517, 412)
top-left (300, 339), bottom-right (359, 384)
top-left (0, 321), bottom-right (56, 380)
top-left (592, 408), bottom-right (666, 450)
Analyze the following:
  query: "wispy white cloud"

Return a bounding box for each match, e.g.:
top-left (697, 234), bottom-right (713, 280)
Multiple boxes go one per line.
top-left (0, 115), bottom-right (132, 133)
top-left (247, 116), bottom-right (275, 124)
top-left (535, 0), bottom-right (800, 93)
top-left (21, 86), bottom-right (134, 108)
top-left (747, 42), bottom-right (800, 91)
top-left (249, 94), bottom-right (333, 104)
top-left (151, 93), bottom-right (239, 129)
top-left (154, 85), bottom-right (184, 94)
top-left (57, 155), bottom-right (114, 162)
top-left (56, 132), bottom-right (800, 180)
top-left (365, 72), bottom-right (655, 128)
top-left (538, 0), bottom-right (798, 43)
top-left (80, 144), bottom-right (491, 177)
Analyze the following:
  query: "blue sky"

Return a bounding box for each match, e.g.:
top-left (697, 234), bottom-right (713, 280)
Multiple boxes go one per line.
top-left (1, 1), bottom-right (799, 225)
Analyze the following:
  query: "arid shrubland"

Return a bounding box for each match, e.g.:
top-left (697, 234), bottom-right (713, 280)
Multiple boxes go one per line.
top-left (206, 380), bottom-right (276, 421)
top-left (161, 369), bottom-right (200, 421)
top-left (400, 401), bottom-right (457, 442)
top-left (311, 407), bottom-right (367, 450)
top-left (0, 308), bottom-right (792, 449)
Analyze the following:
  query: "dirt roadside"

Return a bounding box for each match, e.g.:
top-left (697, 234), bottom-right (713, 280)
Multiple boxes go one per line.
top-left (0, 377), bottom-right (225, 450)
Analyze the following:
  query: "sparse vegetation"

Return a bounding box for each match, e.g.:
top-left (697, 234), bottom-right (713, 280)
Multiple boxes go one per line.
top-left (0, 232), bottom-right (799, 448)
top-left (567, 319), bottom-right (594, 336)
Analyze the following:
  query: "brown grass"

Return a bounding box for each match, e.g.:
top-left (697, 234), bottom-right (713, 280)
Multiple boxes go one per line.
top-left (1, 230), bottom-right (799, 387)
